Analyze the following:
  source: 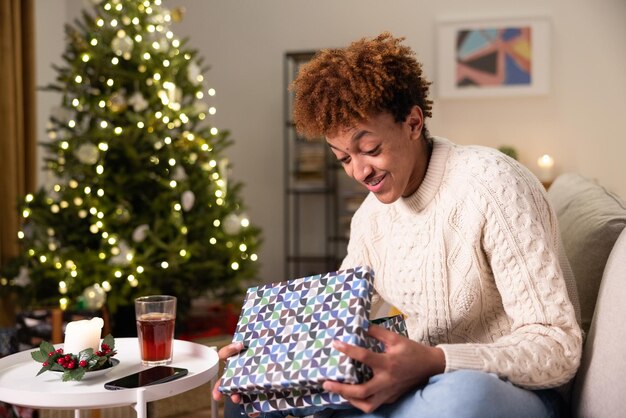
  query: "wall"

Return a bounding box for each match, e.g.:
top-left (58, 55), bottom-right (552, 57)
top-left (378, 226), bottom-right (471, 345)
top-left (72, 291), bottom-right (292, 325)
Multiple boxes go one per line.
top-left (38, 0), bottom-right (626, 285)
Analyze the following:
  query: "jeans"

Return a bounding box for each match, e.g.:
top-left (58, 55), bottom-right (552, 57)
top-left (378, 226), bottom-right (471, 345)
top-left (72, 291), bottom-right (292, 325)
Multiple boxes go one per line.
top-left (224, 370), bottom-right (564, 418)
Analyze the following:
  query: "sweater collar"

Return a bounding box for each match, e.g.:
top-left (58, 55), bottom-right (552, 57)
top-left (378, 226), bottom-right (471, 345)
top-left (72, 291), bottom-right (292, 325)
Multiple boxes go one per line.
top-left (395, 137), bottom-right (452, 213)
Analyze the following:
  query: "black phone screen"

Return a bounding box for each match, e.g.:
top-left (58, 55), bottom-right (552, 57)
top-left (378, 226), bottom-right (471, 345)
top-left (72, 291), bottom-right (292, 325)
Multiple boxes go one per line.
top-left (104, 366), bottom-right (188, 390)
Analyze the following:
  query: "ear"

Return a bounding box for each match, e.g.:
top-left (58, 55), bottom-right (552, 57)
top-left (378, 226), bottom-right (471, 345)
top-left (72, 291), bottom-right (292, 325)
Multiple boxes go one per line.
top-left (406, 106), bottom-right (424, 140)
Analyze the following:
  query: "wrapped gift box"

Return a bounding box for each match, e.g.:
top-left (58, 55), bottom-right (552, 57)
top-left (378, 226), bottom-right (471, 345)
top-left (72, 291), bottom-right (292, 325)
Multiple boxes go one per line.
top-left (219, 266), bottom-right (407, 414)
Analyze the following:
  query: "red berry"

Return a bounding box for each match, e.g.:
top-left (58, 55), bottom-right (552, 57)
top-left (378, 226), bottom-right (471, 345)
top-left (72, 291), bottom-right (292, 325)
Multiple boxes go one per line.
top-left (101, 343), bottom-right (109, 350)
top-left (56, 348), bottom-right (63, 354)
top-left (79, 360), bottom-right (87, 367)
top-left (48, 351), bottom-right (54, 357)
top-left (95, 351), bottom-right (102, 356)
top-left (57, 358), bottom-right (65, 365)
top-left (68, 361), bottom-right (76, 369)
top-left (64, 355), bottom-right (72, 361)
top-left (42, 361), bottom-right (48, 366)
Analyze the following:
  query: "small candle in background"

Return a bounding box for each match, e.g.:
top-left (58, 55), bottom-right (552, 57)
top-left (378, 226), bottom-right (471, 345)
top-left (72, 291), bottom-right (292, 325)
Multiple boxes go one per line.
top-left (537, 154), bottom-right (555, 183)
top-left (63, 317), bottom-right (104, 354)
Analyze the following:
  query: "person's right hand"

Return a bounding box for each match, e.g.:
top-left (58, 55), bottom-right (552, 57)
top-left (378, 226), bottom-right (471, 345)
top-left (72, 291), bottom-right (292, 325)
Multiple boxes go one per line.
top-left (211, 341), bottom-right (245, 404)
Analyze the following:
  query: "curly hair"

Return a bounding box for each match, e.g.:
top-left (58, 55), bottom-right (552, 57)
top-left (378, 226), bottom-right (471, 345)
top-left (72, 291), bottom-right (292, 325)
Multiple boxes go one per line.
top-left (290, 32), bottom-right (433, 139)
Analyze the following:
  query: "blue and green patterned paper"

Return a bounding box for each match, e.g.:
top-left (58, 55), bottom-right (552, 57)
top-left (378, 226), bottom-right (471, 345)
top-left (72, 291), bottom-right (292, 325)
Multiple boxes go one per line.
top-left (218, 266), bottom-right (407, 414)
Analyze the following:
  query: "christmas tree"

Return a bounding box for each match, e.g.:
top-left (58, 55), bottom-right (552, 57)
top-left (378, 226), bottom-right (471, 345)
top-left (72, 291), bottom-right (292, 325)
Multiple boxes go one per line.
top-left (1, 0), bottom-right (261, 318)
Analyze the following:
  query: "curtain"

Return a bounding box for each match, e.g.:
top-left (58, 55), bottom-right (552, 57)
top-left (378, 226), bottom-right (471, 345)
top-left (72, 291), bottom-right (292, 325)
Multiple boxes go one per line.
top-left (0, 0), bottom-right (36, 325)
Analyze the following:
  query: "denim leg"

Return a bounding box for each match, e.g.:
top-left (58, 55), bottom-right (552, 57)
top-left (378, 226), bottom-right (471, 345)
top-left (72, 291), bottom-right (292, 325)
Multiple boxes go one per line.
top-left (328, 369), bottom-right (561, 418)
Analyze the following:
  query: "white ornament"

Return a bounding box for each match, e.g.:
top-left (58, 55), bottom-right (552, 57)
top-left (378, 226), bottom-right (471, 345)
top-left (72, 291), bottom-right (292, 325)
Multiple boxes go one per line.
top-left (82, 284), bottom-right (107, 310)
top-left (75, 143), bottom-right (100, 165)
top-left (187, 62), bottom-right (201, 84)
top-left (129, 92), bottom-right (148, 112)
top-left (222, 213), bottom-right (242, 235)
top-left (132, 224), bottom-right (150, 242)
top-left (50, 107), bottom-right (73, 123)
top-left (193, 101), bottom-right (209, 115)
top-left (13, 267), bottom-right (31, 287)
top-left (111, 35), bottom-right (133, 57)
top-left (110, 240), bottom-right (132, 266)
top-left (181, 190), bottom-right (195, 211)
top-left (174, 165), bottom-right (187, 181)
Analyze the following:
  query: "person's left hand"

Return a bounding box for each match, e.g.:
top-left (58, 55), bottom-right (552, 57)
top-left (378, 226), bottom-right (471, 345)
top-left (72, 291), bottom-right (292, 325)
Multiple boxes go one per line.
top-left (322, 324), bottom-right (446, 413)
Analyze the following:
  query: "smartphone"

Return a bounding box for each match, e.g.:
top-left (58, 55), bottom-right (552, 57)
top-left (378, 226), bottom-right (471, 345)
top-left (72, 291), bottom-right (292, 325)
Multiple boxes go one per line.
top-left (104, 366), bottom-right (188, 390)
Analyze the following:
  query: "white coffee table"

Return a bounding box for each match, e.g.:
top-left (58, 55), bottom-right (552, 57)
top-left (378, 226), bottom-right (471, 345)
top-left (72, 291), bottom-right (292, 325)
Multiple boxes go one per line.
top-left (0, 338), bottom-right (219, 418)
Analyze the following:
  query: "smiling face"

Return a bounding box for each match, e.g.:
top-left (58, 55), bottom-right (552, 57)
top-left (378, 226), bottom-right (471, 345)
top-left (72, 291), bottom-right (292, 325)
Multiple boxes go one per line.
top-left (327, 106), bottom-right (430, 205)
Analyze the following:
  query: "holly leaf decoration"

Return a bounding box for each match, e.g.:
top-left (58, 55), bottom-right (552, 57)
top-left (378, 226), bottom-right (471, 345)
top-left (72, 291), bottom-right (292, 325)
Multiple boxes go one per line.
top-left (31, 334), bottom-right (117, 381)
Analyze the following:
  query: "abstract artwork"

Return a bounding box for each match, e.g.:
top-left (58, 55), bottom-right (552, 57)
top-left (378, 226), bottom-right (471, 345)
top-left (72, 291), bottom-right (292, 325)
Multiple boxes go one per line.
top-left (437, 17), bottom-right (550, 98)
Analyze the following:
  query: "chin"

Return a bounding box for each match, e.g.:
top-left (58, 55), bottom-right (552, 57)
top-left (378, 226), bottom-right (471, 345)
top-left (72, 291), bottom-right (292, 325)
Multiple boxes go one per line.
top-left (373, 191), bottom-right (400, 205)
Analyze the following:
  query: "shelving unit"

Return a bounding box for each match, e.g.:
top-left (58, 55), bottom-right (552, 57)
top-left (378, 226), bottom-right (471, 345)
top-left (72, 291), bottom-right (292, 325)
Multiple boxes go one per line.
top-left (283, 51), bottom-right (367, 279)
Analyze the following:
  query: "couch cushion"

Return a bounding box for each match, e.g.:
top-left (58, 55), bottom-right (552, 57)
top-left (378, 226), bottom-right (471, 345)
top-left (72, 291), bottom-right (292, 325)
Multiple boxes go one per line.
top-left (547, 173), bottom-right (626, 334)
top-left (571, 229), bottom-right (626, 417)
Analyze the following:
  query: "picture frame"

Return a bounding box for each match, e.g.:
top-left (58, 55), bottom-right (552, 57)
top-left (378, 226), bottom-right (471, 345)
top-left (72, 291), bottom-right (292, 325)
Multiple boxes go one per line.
top-left (436, 15), bottom-right (551, 98)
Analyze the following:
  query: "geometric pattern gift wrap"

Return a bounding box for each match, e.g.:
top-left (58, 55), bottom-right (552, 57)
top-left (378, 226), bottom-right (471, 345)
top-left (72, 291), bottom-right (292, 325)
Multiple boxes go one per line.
top-left (218, 266), bottom-right (407, 415)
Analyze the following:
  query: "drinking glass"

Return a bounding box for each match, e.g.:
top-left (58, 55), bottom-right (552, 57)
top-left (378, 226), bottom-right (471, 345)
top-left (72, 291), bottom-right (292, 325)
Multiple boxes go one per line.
top-left (135, 295), bottom-right (176, 366)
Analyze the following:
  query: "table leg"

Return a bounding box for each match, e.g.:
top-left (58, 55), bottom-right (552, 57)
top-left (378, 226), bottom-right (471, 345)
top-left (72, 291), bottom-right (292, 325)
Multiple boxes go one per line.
top-left (210, 346), bottom-right (219, 418)
top-left (211, 376), bottom-right (219, 418)
top-left (133, 387), bottom-right (147, 418)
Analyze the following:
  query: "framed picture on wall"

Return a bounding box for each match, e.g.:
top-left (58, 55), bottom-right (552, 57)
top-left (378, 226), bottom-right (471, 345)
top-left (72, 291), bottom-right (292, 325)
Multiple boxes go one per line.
top-left (436, 16), bottom-right (551, 98)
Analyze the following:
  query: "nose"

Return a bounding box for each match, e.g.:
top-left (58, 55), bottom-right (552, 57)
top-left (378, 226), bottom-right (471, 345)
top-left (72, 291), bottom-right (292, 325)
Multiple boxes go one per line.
top-left (350, 157), bottom-right (373, 183)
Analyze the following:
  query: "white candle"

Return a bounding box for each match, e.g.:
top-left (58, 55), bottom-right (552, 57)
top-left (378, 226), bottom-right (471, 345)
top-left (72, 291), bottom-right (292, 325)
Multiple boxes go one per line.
top-left (63, 317), bottom-right (104, 354)
top-left (537, 154), bottom-right (555, 182)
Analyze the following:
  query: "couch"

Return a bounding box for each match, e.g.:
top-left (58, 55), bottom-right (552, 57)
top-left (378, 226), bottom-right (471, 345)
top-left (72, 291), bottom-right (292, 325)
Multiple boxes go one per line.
top-left (547, 173), bottom-right (626, 418)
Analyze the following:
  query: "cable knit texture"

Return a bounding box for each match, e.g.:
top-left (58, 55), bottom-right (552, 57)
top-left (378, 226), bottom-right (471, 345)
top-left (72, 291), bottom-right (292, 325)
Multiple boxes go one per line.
top-left (340, 137), bottom-right (582, 389)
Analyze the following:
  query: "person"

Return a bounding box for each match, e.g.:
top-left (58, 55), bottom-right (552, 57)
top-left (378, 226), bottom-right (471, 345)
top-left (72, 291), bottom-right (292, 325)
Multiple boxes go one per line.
top-left (213, 32), bottom-right (582, 418)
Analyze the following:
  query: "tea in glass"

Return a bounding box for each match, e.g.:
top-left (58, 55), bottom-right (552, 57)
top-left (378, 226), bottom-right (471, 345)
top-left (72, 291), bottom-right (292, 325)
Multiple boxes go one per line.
top-left (135, 295), bottom-right (176, 366)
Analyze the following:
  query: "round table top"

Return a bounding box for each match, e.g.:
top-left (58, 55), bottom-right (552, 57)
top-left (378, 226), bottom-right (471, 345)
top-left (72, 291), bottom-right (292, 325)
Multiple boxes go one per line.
top-left (0, 338), bottom-right (219, 410)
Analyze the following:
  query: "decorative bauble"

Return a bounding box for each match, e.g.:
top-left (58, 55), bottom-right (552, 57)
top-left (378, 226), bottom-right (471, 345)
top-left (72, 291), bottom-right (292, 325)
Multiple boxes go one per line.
top-left (193, 101), bottom-right (208, 115)
top-left (75, 143), bottom-right (100, 165)
top-left (14, 266), bottom-right (31, 287)
top-left (114, 205), bottom-right (131, 222)
top-left (51, 106), bottom-right (73, 123)
top-left (187, 62), bottom-right (201, 84)
top-left (222, 213), bottom-right (242, 235)
top-left (129, 92), bottom-right (148, 112)
top-left (107, 91), bottom-right (127, 113)
top-left (171, 7), bottom-right (186, 22)
top-left (110, 240), bottom-right (132, 266)
top-left (181, 190), bottom-right (195, 212)
top-left (82, 284), bottom-right (107, 310)
top-left (174, 166), bottom-right (187, 181)
top-left (111, 35), bottom-right (133, 57)
top-left (132, 224), bottom-right (150, 242)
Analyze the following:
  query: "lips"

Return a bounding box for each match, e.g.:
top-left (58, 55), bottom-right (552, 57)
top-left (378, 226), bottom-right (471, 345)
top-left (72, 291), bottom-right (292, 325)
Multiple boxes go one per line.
top-left (365, 174), bottom-right (386, 193)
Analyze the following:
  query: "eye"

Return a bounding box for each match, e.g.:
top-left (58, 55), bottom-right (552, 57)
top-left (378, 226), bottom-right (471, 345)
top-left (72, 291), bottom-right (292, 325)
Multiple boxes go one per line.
top-left (338, 155), bottom-right (351, 165)
top-left (363, 145), bottom-right (380, 156)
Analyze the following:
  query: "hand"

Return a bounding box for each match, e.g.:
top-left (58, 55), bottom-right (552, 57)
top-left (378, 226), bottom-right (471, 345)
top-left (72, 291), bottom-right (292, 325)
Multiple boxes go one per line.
top-left (322, 324), bottom-right (446, 413)
top-left (211, 341), bottom-right (245, 404)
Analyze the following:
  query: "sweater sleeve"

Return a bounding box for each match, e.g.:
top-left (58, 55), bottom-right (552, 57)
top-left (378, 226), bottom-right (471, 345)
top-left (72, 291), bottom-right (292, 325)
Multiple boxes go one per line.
top-left (437, 158), bottom-right (582, 389)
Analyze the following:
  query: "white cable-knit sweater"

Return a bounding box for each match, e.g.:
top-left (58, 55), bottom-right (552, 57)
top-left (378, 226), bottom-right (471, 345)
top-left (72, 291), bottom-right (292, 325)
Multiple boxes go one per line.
top-left (340, 137), bottom-right (582, 389)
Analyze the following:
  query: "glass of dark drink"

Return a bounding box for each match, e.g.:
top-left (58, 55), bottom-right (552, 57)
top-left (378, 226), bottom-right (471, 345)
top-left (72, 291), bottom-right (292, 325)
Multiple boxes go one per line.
top-left (135, 295), bottom-right (176, 366)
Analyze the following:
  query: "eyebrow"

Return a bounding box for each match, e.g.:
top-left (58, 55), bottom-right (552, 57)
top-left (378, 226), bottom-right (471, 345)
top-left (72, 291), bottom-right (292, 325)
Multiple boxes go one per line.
top-left (327, 129), bottom-right (370, 152)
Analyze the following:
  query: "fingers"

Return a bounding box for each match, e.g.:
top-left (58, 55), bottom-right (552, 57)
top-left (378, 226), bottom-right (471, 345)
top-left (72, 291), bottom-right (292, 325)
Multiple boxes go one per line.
top-left (214, 342), bottom-right (246, 402)
top-left (332, 339), bottom-right (374, 365)
top-left (211, 378), bottom-right (242, 403)
top-left (217, 341), bottom-right (246, 361)
top-left (211, 377), bottom-right (223, 401)
top-left (367, 323), bottom-right (402, 347)
top-left (322, 380), bottom-right (383, 413)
